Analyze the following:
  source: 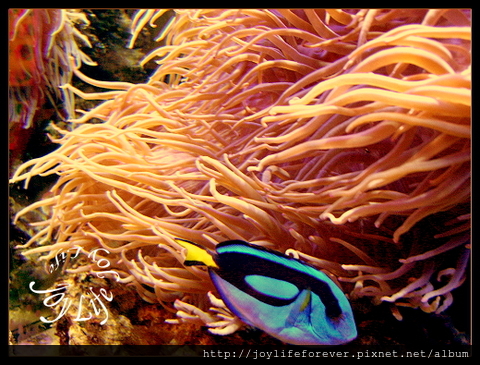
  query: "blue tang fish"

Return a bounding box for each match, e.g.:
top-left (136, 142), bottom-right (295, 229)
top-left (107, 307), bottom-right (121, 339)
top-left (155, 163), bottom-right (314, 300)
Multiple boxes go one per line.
top-left (175, 238), bottom-right (357, 345)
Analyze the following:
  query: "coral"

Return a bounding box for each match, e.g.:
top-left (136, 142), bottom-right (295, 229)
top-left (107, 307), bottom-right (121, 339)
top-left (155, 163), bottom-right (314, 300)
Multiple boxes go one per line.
top-left (10, 9), bottom-right (470, 343)
top-left (8, 9), bottom-right (95, 167)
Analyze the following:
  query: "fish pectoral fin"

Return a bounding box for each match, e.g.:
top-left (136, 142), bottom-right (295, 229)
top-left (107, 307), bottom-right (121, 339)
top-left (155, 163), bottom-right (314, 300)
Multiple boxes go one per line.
top-left (174, 238), bottom-right (218, 268)
top-left (286, 289), bottom-right (312, 328)
top-left (299, 289), bottom-right (312, 312)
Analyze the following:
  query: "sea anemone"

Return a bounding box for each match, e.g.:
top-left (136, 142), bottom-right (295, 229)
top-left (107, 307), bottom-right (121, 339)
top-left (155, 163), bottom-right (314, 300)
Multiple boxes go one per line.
top-left (8, 9), bottom-right (95, 158)
top-left (10, 9), bottom-right (470, 340)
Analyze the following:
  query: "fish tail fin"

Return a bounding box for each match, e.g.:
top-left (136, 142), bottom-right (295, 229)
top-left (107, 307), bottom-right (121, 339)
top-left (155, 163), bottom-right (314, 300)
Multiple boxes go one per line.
top-left (174, 238), bottom-right (218, 268)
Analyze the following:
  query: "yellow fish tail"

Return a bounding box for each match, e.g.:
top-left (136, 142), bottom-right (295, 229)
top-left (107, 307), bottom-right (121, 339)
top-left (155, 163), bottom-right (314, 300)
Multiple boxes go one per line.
top-left (174, 238), bottom-right (218, 268)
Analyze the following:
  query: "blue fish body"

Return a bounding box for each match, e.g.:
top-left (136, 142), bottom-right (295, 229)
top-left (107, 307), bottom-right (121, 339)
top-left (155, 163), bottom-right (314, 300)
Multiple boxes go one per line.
top-left (176, 239), bottom-right (357, 345)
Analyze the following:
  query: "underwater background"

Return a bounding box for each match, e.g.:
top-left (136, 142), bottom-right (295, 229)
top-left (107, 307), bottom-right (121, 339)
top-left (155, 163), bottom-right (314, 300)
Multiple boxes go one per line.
top-left (9, 9), bottom-right (470, 349)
